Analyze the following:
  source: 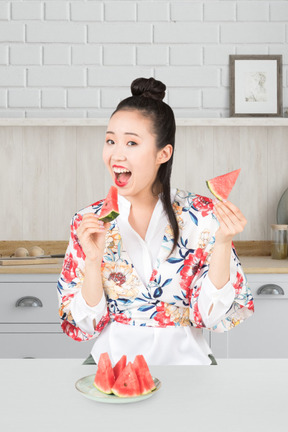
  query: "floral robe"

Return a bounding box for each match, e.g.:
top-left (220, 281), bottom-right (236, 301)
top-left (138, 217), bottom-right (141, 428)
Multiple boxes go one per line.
top-left (57, 189), bottom-right (254, 342)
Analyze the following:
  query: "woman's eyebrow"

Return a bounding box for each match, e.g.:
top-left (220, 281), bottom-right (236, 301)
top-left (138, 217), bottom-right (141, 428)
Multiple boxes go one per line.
top-left (106, 131), bottom-right (140, 137)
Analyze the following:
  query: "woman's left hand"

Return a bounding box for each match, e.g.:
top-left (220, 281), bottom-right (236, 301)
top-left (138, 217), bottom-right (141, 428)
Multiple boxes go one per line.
top-left (213, 200), bottom-right (247, 245)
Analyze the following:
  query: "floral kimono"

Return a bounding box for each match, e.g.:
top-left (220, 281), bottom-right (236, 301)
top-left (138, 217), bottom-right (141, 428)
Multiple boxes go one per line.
top-left (57, 189), bottom-right (254, 343)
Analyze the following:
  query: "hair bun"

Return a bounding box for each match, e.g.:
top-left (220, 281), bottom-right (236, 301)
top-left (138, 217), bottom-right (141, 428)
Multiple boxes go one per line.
top-left (131, 77), bottom-right (166, 101)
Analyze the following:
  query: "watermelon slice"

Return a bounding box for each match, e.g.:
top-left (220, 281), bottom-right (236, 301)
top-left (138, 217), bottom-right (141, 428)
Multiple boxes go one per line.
top-left (112, 362), bottom-right (141, 397)
top-left (93, 352), bottom-right (115, 394)
top-left (206, 169), bottom-right (241, 201)
top-left (133, 354), bottom-right (156, 395)
top-left (98, 186), bottom-right (119, 222)
top-left (113, 354), bottom-right (127, 381)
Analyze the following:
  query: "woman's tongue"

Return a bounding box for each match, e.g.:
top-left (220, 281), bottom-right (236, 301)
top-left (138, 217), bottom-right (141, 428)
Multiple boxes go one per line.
top-left (115, 171), bottom-right (131, 187)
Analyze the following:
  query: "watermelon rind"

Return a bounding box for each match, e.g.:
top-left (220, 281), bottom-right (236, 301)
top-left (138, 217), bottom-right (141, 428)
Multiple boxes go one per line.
top-left (206, 180), bottom-right (223, 201)
top-left (98, 210), bottom-right (119, 223)
top-left (133, 355), bottom-right (156, 395)
top-left (93, 352), bottom-right (115, 394)
top-left (98, 186), bottom-right (119, 223)
top-left (111, 362), bottom-right (141, 398)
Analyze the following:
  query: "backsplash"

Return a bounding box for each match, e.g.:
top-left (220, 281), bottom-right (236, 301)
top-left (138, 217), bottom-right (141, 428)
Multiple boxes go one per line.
top-left (1, 120), bottom-right (288, 241)
top-left (0, 0), bottom-right (287, 118)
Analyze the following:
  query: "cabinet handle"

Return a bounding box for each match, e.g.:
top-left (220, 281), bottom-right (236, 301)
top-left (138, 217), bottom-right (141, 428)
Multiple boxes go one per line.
top-left (15, 296), bottom-right (43, 307)
top-left (257, 284), bottom-right (284, 295)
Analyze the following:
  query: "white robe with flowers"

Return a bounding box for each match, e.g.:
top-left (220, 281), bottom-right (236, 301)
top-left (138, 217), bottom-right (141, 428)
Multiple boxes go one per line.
top-left (57, 189), bottom-right (254, 365)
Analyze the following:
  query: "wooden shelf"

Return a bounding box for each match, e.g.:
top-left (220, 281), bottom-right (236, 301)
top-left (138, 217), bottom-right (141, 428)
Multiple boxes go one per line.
top-left (0, 118), bottom-right (288, 127)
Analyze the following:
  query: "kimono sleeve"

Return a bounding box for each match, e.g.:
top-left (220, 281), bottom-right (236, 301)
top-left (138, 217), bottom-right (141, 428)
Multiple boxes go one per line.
top-left (57, 213), bottom-right (110, 342)
top-left (188, 222), bottom-right (254, 333)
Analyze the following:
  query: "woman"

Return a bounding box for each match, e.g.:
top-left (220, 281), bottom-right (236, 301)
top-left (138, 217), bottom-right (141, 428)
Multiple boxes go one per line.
top-left (57, 77), bottom-right (254, 365)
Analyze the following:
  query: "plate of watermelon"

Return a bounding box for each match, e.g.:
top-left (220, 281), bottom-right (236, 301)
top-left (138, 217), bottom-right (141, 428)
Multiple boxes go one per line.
top-left (75, 353), bottom-right (161, 404)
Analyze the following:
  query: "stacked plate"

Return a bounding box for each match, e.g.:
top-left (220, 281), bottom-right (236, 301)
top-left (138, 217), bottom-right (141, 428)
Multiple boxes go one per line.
top-left (277, 188), bottom-right (288, 224)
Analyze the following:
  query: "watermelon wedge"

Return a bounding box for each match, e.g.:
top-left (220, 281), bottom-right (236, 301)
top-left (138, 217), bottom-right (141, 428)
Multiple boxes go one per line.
top-left (111, 362), bottom-right (141, 398)
top-left (206, 169), bottom-right (241, 201)
top-left (98, 186), bottom-right (119, 222)
top-left (113, 354), bottom-right (127, 381)
top-left (133, 355), bottom-right (156, 395)
top-left (93, 352), bottom-right (115, 394)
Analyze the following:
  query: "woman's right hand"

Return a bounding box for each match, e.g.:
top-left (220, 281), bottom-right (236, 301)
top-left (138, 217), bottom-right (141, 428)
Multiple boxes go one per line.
top-left (76, 213), bottom-right (109, 262)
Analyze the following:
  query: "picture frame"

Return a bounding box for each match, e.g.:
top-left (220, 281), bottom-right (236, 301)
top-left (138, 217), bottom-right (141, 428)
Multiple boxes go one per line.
top-left (230, 55), bottom-right (282, 117)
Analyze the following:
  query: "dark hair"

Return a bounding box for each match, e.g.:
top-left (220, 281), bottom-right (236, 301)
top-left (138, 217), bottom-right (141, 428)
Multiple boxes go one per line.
top-left (112, 77), bottom-right (179, 252)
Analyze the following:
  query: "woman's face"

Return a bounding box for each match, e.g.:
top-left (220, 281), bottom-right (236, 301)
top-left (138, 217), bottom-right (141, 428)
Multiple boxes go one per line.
top-left (103, 109), bottom-right (172, 201)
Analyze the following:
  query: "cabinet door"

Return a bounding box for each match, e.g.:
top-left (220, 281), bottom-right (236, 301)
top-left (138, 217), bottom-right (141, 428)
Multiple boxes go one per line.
top-left (0, 283), bottom-right (59, 323)
top-left (211, 298), bottom-right (288, 359)
top-left (0, 333), bottom-right (95, 359)
top-left (227, 298), bottom-right (288, 358)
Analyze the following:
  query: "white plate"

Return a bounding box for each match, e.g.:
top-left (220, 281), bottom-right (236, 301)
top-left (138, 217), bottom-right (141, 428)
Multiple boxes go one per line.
top-left (277, 187), bottom-right (288, 225)
top-left (75, 374), bottom-right (161, 404)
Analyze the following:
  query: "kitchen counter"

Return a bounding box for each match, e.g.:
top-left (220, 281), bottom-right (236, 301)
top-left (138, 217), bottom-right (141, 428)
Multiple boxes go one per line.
top-left (0, 255), bottom-right (287, 274)
top-left (240, 255), bottom-right (288, 274)
top-left (0, 358), bottom-right (287, 432)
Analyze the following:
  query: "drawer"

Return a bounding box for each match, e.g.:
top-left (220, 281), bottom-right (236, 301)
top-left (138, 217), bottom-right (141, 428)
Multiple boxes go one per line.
top-left (0, 332), bottom-right (94, 359)
top-left (0, 283), bottom-right (59, 323)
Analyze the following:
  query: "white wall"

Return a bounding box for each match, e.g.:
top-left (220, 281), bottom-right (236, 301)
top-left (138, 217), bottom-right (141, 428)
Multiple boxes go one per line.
top-left (0, 0), bottom-right (287, 118)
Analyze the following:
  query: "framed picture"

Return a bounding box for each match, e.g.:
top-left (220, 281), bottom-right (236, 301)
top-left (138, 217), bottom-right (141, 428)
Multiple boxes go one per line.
top-left (230, 55), bottom-right (282, 117)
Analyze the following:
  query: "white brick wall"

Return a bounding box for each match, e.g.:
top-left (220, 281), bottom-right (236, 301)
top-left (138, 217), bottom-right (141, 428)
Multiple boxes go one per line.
top-left (0, 0), bottom-right (287, 117)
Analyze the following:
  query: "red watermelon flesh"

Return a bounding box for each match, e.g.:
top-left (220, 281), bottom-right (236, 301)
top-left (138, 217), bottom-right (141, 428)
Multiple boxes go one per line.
top-left (93, 352), bottom-right (115, 394)
top-left (113, 354), bottom-right (127, 381)
top-left (133, 354), bottom-right (156, 395)
top-left (98, 186), bottom-right (119, 222)
top-left (111, 362), bottom-right (141, 397)
top-left (206, 169), bottom-right (241, 201)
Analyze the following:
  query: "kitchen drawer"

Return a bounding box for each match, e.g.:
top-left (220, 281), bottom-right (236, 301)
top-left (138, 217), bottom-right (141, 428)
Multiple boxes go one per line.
top-left (0, 332), bottom-right (94, 359)
top-left (211, 274), bottom-right (288, 359)
top-left (0, 283), bottom-right (59, 323)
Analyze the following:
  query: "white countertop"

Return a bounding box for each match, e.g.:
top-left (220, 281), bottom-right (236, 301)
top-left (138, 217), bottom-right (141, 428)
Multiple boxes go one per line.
top-left (0, 358), bottom-right (287, 432)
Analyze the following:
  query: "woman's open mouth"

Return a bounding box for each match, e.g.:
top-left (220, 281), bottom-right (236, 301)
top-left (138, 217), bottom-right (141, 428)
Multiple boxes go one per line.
top-left (113, 166), bottom-right (132, 187)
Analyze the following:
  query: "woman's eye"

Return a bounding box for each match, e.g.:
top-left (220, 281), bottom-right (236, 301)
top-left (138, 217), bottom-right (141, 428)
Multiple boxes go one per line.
top-left (106, 139), bottom-right (115, 145)
top-left (127, 141), bottom-right (137, 146)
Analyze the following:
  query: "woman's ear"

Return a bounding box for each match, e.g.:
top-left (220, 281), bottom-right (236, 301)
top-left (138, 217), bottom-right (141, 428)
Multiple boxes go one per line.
top-left (157, 144), bottom-right (173, 165)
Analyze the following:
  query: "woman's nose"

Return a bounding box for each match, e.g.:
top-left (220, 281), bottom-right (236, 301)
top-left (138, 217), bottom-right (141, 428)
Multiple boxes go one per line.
top-left (111, 144), bottom-right (126, 161)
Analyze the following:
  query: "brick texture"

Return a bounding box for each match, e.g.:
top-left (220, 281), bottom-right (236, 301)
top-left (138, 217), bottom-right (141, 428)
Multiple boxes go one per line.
top-left (0, 0), bottom-right (287, 117)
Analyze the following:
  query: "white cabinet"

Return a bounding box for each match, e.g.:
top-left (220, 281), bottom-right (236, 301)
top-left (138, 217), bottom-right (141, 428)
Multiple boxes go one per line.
top-left (1, 272), bottom-right (288, 359)
top-left (0, 274), bottom-right (94, 359)
top-left (211, 274), bottom-right (288, 359)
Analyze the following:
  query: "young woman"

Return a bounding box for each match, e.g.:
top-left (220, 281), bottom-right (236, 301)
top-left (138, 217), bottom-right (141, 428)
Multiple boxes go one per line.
top-left (57, 77), bottom-right (254, 365)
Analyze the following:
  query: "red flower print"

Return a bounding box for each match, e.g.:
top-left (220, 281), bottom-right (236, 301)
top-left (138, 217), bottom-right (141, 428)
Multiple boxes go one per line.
top-left (149, 269), bottom-right (158, 282)
top-left (109, 272), bottom-right (126, 286)
top-left (62, 253), bottom-right (78, 282)
top-left (180, 248), bottom-right (208, 294)
top-left (95, 309), bottom-right (110, 332)
top-left (111, 313), bottom-right (131, 325)
top-left (193, 195), bottom-right (214, 217)
top-left (247, 300), bottom-right (254, 312)
top-left (233, 271), bottom-right (244, 295)
top-left (71, 215), bottom-right (86, 259)
top-left (154, 302), bottom-right (175, 327)
top-left (61, 320), bottom-right (83, 342)
top-left (192, 302), bottom-right (203, 328)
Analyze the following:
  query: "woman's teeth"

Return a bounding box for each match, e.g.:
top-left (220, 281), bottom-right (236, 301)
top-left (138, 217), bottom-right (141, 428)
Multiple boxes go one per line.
top-left (113, 167), bottom-right (131, 186)
top-left (113, 167), bottom-right (131, 174)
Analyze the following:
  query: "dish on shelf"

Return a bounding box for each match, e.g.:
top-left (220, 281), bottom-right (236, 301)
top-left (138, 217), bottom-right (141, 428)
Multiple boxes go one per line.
top-left (277, 188), bottom-right (288, 225)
